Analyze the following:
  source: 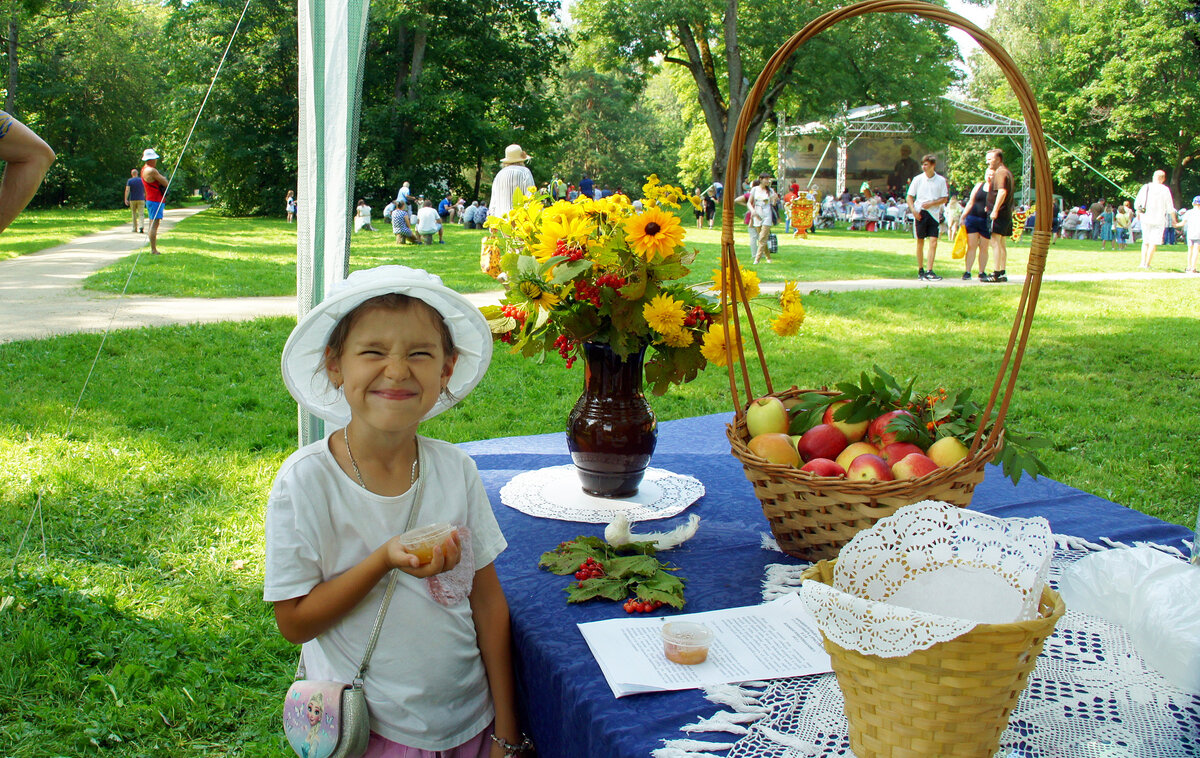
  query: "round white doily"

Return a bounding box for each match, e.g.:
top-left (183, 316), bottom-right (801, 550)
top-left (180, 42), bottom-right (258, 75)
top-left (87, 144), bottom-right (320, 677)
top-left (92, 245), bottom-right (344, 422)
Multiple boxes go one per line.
top-left (499, 465), bottom-right (704, 523)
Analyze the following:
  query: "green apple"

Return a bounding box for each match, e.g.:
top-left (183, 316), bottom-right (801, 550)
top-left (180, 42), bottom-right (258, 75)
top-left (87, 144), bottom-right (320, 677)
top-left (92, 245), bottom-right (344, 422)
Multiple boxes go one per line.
top-left (745, 396), bottom-right (789, 437)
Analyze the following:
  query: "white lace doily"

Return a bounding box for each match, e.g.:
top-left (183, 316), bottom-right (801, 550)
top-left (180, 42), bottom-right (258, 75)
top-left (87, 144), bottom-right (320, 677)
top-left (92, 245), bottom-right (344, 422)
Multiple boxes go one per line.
top-left (499, 465), bottom-right (704, 523)
top-left (800, 501), bottom-right (1052, 657)
top-left (653, 536), bottom-right (1200, 758)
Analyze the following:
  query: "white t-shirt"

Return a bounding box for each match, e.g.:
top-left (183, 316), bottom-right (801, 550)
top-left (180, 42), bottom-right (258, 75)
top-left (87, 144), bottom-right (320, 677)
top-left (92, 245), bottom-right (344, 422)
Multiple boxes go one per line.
top-left (750, 186), bottom-right (776, 227)
top-left (416, 206), bottom-right (441, 234)
top-left (263, 434), bottom-right (507, 750)
top-left (1135, 182), bottom-right (1175, 228)
top-left (1184, 207), bottom-right (1200, 240)
top-left (906, 172), bottom-right (949, 221)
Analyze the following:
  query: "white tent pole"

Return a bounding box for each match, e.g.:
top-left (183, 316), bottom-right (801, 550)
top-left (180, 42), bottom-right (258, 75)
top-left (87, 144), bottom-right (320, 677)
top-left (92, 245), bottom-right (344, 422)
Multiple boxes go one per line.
top-left (296, 0), bottom-right (371, 446)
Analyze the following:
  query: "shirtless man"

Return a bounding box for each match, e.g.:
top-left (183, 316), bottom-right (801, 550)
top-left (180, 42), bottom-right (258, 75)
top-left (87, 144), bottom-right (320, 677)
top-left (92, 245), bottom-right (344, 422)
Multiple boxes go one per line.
top-left (141, 148), bottom-right (169, 255)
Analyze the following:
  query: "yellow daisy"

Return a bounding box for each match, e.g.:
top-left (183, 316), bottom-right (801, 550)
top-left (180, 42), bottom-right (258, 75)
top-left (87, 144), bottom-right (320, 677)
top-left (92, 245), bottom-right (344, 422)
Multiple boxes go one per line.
top-left (771, 304), bottom-right (806, 336)
top-left (779, 280), bottom-right (801, 309)
top-left (661, 327), bottom-right (695, 348)
top-left (624, 207), bottom-right (685, 260)
top-left (709, 265), bottom-right (760, 301)
top-left (700, 322), bottom-right (741, 367)
top-left (518, 279), bottom-right (561, 311)
top-left (642, 293), bottom-right (687, 334)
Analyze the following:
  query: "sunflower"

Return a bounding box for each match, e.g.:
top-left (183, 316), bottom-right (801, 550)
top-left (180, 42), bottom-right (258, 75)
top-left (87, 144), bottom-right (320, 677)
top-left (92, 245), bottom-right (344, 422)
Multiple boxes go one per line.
top-left (710, 265), bottom-right (760, 301)
top-left (517, 279), bottom-right (561, 311)
top-left (642, 293), bottom-right (687, 335)
top-left (542, 200), bottom-right (584, 226)
top-left (770, 304), bottom-right (806, 336)
top-left (700, 322), bottom-right (741, 367)
top-left (532, 215), bottom-right (595, 262)
top-left (624, 207), bottom-right (685, 261)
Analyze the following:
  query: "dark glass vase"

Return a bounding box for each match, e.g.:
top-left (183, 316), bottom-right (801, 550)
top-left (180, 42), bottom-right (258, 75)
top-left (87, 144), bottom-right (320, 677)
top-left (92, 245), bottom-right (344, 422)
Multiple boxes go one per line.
top-left (566, 341), bottom-right (658, 498)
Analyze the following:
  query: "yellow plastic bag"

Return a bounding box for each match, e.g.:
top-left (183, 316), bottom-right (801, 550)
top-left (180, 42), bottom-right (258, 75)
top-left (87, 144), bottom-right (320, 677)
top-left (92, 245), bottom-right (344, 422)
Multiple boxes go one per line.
top-left (951, 223), bottom-right (968, 259)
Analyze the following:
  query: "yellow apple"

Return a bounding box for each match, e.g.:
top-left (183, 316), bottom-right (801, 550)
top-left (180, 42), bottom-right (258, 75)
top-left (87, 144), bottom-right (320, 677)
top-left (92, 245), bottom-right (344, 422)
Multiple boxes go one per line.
top-left (927, 436), bottom-right (970, 468)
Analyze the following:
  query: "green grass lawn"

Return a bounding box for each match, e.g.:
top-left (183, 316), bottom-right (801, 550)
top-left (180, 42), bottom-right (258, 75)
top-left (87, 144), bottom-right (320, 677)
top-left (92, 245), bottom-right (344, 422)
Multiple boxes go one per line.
top-left (2, 212), bottom-right (1198, 755)
top-left (1, 208), bottom-right (132, 260)
top-left (80, 209), bottom-right (1198, 298)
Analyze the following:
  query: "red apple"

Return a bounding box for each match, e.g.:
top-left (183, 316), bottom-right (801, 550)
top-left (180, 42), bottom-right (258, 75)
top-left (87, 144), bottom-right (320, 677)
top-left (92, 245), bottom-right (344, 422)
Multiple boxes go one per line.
top-left (795, 423), bottom-right (849, 463)
top-left (879, 442), bottom-right (924, 465)
top-left (747, 433), bottom-right (801, 467)
top-left (822, 400), bottom-right (869, 442)
top-left (890, 452), bottom-right (940, 481)
top-left (927, 436), bottom-right (970, 468)
top-left (835, 441), bottom-right (879, 471)
top-left (800, 458), bottom-right (846, 477)
top-left (846, 454), bottom-right (894, 482)
top-left (867, 409), bottom-right (916, 448)
top-left (746, 396), bottom-right (789, 437)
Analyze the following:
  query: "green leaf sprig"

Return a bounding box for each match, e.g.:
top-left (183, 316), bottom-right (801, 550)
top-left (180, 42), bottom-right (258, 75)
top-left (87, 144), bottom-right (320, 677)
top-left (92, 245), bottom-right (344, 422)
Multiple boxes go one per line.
top-left (538, 536), bottom-right (686, 608)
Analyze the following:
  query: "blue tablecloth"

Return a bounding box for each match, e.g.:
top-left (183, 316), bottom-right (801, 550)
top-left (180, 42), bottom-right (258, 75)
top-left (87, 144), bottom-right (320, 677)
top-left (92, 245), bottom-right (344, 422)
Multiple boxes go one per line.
top-left (460, 413), bottom-right (1193, 758)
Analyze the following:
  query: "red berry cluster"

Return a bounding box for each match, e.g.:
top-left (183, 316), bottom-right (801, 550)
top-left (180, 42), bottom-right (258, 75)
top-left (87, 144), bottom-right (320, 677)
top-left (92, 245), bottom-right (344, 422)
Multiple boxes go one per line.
top-left (623, 598), bottom-right (665, 614)
top-left (574, 281), bottom-right (602, 308)
top-left (574, 557), bottom-right (604, 583)
top-left (553, 334), bottom-right (579, 368)
top-left (683, 306), bottom-right (711, 328)
top-left (595, 273), bottom-right (627, 290)
top-left (498, 305), bottom-right (527, 344)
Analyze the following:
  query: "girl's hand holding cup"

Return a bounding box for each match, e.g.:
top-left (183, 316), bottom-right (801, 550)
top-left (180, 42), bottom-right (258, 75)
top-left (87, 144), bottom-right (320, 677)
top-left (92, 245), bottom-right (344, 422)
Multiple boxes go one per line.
top-left (386, 525), bottom-right (461, 577)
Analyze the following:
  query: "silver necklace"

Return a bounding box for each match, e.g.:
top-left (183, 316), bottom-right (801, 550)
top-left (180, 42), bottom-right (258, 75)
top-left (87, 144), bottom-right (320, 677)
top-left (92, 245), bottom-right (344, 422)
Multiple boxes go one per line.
top-left (344, 428), bottom-right (418, 490)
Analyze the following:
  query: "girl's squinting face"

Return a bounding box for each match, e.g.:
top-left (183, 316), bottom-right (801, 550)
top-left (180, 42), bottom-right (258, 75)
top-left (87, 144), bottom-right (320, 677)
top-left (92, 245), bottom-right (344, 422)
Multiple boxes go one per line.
top-left (326, 305), bottom-right (456, 434)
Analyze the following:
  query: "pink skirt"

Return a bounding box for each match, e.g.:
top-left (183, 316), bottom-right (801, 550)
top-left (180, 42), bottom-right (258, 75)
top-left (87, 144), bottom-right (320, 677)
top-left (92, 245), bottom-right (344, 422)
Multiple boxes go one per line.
top-left (362, 723), bottom-right (493, 758)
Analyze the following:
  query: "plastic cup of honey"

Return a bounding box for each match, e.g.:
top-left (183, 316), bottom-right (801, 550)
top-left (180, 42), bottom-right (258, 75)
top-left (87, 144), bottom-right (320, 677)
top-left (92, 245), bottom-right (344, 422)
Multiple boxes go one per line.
top-left (661, 621), bottom-right (713, 665)
top-left (398, 523), bottom-right (456, 565)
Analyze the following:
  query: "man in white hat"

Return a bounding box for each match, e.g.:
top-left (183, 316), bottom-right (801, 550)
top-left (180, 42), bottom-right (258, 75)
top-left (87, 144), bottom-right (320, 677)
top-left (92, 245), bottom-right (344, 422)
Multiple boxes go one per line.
top-left (486, 144), bottom-right (534, 223)
top-left (141, 148), bottom-right (169, 255)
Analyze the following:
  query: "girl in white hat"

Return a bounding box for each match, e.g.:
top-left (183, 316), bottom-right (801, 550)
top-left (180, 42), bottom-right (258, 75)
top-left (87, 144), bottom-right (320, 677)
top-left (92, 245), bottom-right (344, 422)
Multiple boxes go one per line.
top-left (265, 266), bottom-right (529, 757)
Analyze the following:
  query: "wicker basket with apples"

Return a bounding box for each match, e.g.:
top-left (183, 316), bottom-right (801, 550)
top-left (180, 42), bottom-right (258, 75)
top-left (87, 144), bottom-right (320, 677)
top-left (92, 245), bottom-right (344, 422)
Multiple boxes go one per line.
top-left (715, 1), bottom-right (1055, 562)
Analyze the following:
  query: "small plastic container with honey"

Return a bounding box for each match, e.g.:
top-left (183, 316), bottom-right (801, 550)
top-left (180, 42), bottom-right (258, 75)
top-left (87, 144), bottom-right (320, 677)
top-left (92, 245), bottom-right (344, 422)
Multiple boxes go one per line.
top-left (660, 621), bottom-right (713, 665)
top-left (398, 523), bottom-right (456, 565)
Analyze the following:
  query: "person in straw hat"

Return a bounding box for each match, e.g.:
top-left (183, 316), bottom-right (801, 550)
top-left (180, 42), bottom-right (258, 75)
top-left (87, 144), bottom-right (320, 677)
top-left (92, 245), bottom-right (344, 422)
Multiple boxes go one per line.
top-left (486, 144), bottom-right (535, 223)
top-left (140, 148), bottom-right (169, 255)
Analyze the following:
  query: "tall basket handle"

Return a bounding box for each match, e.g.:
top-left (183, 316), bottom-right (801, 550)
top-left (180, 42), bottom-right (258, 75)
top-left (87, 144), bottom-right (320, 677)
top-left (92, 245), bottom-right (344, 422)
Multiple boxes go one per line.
top-left (720, 0), bottom-right (1053, 456)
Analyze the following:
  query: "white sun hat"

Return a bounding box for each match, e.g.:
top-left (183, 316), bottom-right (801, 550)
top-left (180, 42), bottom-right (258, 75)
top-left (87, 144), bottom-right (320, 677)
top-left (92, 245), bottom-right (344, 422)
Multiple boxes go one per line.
top-left (281, 265), bottom-right (493, 425)
top-left (500, 144), bottom-right (531, 165)
top-left (142, 148), bottom-right (160, 161)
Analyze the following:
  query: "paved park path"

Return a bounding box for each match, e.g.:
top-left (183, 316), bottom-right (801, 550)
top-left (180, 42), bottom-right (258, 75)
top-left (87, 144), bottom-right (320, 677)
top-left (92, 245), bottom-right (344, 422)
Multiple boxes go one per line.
top-left (1, 207), bottom-right (1192, 343)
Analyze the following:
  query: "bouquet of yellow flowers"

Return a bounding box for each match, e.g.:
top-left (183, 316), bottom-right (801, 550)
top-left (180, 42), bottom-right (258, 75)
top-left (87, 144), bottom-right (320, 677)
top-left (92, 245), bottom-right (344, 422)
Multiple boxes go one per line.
top-left (481, 175), bottom-right (807, 394)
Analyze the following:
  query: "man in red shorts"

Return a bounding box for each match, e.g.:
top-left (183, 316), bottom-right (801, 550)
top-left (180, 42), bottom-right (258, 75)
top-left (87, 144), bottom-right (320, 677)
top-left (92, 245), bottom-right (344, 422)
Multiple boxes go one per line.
top-left (141, 148), bottom-right (169, 255)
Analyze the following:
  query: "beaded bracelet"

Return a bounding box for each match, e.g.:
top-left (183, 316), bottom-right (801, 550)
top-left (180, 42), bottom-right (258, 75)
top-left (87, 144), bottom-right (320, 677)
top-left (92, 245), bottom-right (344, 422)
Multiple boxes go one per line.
top-left (489, 733), bottom-right (534, 756)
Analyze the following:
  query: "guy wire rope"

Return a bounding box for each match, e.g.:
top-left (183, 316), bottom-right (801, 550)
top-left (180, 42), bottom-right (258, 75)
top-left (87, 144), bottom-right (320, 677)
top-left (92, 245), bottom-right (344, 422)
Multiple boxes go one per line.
top-left (10, 0), bottom-right (256, 573)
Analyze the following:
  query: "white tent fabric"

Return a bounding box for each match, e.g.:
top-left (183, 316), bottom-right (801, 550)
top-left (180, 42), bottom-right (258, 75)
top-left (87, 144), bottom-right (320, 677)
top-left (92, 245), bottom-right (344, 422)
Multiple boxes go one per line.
top-left (296, 0), bottom-right (371, 445)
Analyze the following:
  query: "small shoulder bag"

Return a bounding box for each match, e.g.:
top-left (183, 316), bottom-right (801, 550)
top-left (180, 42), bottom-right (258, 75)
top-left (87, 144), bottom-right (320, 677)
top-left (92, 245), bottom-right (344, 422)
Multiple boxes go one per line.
top-left (281, 443), bottom-right (426, 758)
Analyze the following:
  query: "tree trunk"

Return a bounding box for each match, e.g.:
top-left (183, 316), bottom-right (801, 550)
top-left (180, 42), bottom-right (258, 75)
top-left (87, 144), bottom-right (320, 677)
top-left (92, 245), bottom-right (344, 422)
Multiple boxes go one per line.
top-left (5, 17), bottom-right (17, 115)
top-left (393, 24), bottom-right (410, 102)
top-left (407, 23), bottom-right (427, 99)
top-left (473, 152), bottom-right (482, 200)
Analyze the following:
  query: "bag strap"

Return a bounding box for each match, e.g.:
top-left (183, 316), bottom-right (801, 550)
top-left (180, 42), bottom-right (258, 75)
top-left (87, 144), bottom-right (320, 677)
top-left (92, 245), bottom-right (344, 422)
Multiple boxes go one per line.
top-left (296, 438), bottom-right (426, 684)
